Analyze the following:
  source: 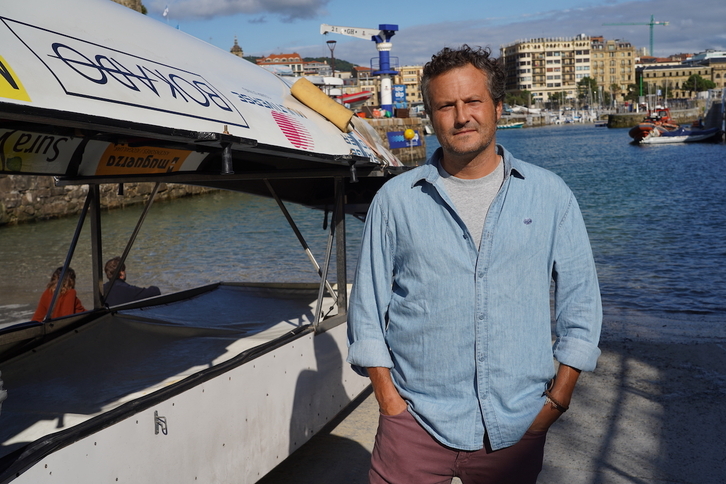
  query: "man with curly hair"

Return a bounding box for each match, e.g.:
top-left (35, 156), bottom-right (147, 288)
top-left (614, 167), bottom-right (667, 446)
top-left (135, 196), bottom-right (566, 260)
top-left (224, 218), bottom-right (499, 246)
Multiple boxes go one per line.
top-left (347, 45), bottom-right (602, 483)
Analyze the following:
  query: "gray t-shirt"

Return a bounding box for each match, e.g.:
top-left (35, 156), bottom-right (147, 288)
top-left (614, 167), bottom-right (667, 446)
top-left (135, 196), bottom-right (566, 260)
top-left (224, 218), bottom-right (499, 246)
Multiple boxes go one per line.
top-left (438, 158), bottom-right (504, 249)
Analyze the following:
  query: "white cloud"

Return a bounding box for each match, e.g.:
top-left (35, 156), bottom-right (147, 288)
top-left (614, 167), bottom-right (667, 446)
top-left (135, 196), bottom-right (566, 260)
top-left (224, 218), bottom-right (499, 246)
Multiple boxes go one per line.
top-left (298, 0), bottom-right (725, 65)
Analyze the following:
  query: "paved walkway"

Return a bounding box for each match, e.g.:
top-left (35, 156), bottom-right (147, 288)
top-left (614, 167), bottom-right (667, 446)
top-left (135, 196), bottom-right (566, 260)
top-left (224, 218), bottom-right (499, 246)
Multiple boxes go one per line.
top-left (259, 339), bottom-right (726, 483)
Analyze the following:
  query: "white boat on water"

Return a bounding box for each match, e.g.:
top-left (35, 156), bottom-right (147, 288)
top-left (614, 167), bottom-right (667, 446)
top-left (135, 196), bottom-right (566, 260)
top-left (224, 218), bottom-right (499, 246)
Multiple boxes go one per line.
top-left (0, 1), bottom-right (404, 482)
top-left (497, 122), bottom-right (524, 129)
top-left (638, 126), bottom-right (721, 144)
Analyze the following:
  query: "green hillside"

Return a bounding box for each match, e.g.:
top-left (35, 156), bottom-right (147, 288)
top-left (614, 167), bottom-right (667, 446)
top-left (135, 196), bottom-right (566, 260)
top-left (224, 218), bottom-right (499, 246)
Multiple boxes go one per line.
top-left (303, 57), bottom-right (359, 73)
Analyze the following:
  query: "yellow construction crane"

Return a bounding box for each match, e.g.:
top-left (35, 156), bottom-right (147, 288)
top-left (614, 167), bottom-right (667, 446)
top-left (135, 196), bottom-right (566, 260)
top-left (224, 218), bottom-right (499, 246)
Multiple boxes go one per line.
top-left (603, 15), bottom-right (669, 56)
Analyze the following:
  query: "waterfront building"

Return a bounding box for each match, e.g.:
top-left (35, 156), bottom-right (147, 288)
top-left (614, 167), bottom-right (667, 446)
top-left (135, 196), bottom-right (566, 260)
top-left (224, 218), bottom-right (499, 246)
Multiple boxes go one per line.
top-left (637, 56), bottom-right (681, 67)
top-left (636, 50), bottom-right (726, 98)
top-left (303, 60), bottom-right (332, 76)
top-left (394, 66), bottom-right (425, 108)
top-left (590, 38), bottom-right (636, 101)
top-left (500, 34), bottom-right (592, 106)
top-left (256, 53), bottom-right (305, 76)
top-left (352, 66), bottom-right (380, 108)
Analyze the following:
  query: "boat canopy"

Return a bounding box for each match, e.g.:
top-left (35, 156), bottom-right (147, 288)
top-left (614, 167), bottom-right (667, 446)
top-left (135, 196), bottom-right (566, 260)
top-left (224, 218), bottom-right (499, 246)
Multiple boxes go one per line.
top-left (0, 0), bottom-right (402, 207)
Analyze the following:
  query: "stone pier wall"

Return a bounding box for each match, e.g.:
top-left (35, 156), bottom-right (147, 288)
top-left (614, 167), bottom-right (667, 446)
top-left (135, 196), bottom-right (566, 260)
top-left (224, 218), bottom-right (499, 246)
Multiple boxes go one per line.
top-left (0, 175), bottom-right (216, 226)
top-left (365, 117), bottom-right (427, 165)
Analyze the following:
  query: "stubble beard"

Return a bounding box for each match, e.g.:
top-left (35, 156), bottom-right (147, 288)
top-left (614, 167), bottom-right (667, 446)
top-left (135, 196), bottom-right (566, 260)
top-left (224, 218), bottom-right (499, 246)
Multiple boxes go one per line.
top-left (440, 124), bottom-right (497, 163)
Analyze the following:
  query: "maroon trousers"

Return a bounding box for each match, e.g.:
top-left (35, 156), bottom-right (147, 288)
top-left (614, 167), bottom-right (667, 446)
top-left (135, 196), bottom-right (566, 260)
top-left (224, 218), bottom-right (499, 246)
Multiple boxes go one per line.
top-left (370, 410), bottom-right (546, 484)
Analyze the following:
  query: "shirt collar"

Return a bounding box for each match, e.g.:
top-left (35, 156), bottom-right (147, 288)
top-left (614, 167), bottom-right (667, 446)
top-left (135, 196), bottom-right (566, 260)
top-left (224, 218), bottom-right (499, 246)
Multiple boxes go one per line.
top-left (411, 145), bottom-right (525, 188)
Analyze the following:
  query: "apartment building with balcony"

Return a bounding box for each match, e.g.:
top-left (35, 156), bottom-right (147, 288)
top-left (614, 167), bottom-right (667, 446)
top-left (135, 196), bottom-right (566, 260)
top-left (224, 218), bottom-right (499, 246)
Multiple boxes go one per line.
top-left (394, 65), bottom-right (425, 107)
top-left (590, 37), bottom-right (636, 99)
top-left (500, 34), bottom-right (592, 105)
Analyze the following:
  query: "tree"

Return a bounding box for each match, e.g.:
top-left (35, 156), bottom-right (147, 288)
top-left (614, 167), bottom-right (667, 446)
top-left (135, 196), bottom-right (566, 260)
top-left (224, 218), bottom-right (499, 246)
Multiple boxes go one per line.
top-left (610, 83), bottom-right (622, 103)
top-left (624, 84), bottom-right (639, 103)
top-left (685, 74), bottom-right (716, 93)
top-left (577, 77), bottom-right (598, 104)
top-left (505, 90), bottom-right (532, 107)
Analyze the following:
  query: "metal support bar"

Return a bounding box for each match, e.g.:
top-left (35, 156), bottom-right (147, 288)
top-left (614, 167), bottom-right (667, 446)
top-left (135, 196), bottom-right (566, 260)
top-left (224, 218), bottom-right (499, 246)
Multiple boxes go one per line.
top-left (334, 177), bottom-right (348, 318)
top-left (263, 179), bottom-right (337, 300)
top-left (313, 199), bottom-right (337, 327)
top-left (89, 185), bottom-right (104, 309)
top-left (104, 182), bottom-right (161, 304)
top-left (45, 190), bottom-right (92, 321)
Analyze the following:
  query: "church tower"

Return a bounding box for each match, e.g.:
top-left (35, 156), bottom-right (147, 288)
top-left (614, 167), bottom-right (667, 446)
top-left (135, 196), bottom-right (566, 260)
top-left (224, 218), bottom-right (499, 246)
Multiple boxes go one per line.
top-left (230, 37), bottom-right (244, 58)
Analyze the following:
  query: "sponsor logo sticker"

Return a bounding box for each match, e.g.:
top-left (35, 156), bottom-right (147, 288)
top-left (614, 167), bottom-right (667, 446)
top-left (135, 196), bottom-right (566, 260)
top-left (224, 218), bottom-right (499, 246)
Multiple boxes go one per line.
top-left (0, 129), bottom-right (79, 173)
top-left (95, 144), bottom-right (192, 175)
top-left (0, 55), bottom-right (31, 102)
top-left (271, 111), bottom-right (314, 150)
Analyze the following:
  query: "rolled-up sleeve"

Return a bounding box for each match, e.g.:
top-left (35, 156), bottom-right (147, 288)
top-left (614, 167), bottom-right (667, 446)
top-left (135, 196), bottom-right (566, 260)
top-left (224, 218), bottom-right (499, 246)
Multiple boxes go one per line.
top-left (347, 195), bottom-right (396, 375)
top-left (551, 193), bottom-right (602, 372)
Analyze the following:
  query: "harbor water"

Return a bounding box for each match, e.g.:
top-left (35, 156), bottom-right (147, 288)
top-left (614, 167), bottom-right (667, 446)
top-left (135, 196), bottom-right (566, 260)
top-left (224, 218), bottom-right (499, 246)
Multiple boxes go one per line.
top-left (1, 124), bottom-right (725, 340)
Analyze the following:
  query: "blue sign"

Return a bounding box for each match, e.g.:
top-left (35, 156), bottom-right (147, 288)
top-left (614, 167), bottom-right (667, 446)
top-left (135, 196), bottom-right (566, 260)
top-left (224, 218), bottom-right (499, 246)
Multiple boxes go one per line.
top-left (392, 84), bottom-right (407, 108)
top-left (386, 130), bottom-right (421, 149)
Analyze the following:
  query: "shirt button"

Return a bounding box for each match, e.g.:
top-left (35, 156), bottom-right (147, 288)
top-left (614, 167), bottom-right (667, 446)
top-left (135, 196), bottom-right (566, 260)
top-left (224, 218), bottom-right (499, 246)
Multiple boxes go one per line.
top-left (478, 314), bottom-right (484, 320)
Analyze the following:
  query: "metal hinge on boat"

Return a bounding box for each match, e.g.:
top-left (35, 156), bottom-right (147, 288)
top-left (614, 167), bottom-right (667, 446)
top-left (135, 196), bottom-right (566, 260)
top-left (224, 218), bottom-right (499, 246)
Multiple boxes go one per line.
top-left (154, 410), bottom-right (168, 435)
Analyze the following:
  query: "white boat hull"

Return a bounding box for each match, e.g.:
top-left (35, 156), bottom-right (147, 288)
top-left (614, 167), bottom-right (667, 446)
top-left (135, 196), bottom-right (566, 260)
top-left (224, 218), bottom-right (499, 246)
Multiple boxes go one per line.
top-left (6, 314), bottom-right (367, 484)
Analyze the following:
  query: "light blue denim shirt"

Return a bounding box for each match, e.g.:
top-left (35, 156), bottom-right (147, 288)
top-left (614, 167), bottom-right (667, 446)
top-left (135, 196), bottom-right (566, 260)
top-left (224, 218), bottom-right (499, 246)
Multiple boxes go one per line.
top-left (347, 146), bottom-right (602, 451)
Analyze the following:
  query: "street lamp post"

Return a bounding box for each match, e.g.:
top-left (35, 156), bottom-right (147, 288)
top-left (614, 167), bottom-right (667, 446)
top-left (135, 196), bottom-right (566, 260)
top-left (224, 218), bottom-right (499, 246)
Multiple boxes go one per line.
top-left (326, 40), bottom-right (337, 77)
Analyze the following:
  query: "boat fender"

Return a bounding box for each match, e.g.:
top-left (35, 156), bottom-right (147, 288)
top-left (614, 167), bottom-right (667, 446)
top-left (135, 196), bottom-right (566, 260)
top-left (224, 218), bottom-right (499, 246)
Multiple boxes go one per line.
top-left (291, 78), bottom-right (353, 133)
top-left (0, 371), bottom-right (6, 415)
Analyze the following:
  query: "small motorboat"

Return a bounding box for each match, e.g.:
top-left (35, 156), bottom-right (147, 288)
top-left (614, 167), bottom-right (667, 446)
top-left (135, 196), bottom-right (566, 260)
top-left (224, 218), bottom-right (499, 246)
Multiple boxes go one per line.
top-left (497, 122), bottom-right (524, 129)
top-left (628, 107), bottom-right (680, 142)
top-left (638, 126), bottom-right (721, 144)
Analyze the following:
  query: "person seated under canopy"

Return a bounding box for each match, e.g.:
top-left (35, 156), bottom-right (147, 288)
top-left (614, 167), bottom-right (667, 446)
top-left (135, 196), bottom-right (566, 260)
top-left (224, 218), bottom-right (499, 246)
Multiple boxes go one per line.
top-left (103, 257), bottom-right (160, 307)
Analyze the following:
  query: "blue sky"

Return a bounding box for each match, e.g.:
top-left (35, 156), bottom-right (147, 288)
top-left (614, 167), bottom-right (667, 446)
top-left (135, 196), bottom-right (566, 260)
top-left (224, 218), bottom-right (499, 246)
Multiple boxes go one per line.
top-left (145, 0), bottom-right (725, 66)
